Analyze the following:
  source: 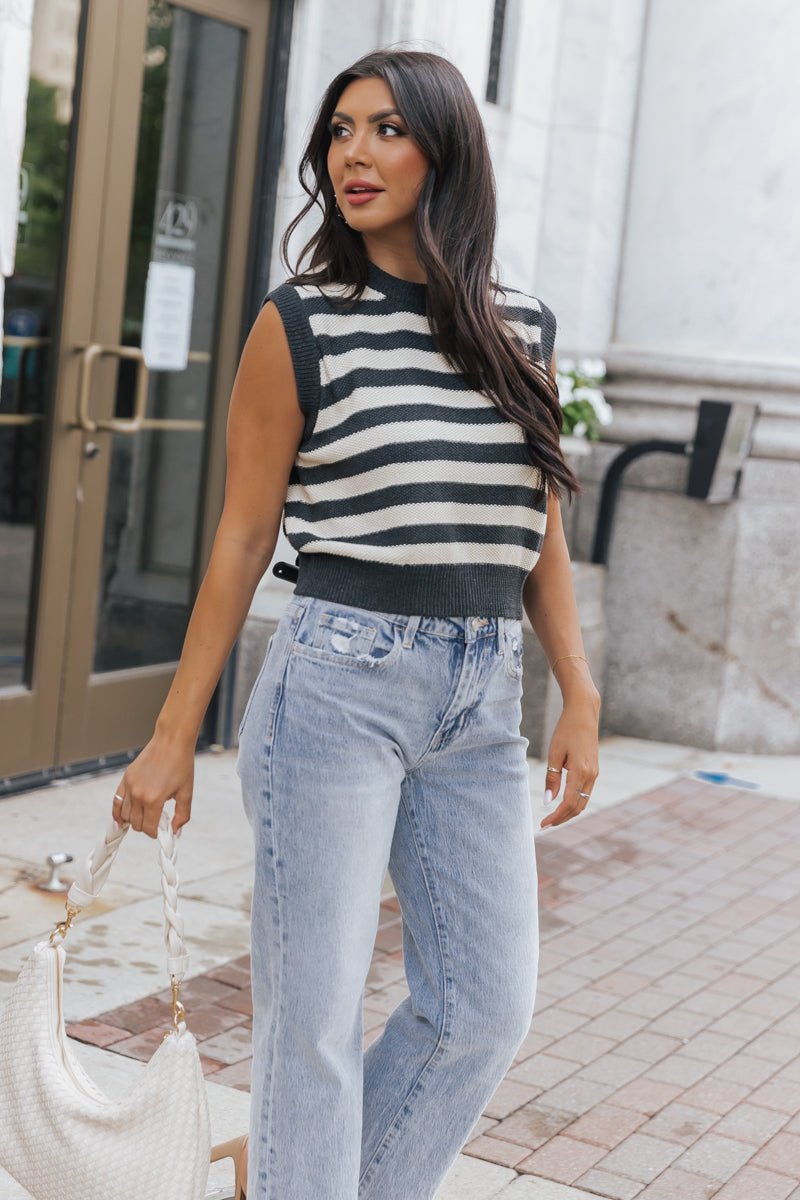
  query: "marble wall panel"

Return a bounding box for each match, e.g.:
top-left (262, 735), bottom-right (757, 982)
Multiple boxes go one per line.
top-left (615, 0), bottom-right (800, 360)
top-left (537, 0), bottom-right (647, 351)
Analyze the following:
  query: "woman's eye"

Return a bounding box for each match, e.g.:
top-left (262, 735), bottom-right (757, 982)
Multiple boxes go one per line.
top-left (329, 122), bottom-right (404, 138)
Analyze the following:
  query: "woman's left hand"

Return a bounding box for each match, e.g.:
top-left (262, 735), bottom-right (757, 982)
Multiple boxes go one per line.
top-left (540, 694), bottom-right (600, 829)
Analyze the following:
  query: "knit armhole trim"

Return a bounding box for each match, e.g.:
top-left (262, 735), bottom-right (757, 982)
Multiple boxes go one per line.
top-left (537, 300), bottom-right (557, 370)
top-left (260, 283), bottom-right (321, 440)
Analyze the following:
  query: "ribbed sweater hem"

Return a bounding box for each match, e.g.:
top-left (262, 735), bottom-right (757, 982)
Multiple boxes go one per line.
top-left (293, 553), bottom-right (527, 619)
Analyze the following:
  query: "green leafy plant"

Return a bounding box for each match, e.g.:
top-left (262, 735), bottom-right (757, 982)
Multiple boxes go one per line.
top-left (557, 357), bottom-right (613, 440)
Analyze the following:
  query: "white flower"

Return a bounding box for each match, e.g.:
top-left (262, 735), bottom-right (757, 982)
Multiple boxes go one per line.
top-left (557, 356), bottom-right (576, 374)
top-left (556, 373), bottom-right (574, 405)
top-left (571, 420), bottom-right (588, 438)
top-left (572, 386), bottom-right (614, 428)
top-left (573, 386), bottom-right (604, 412)
top-left (578, 357), bottom-right (606, 379)
top-left (597, 401), bottom-right (614, 426)
top-left (572, 385), bottom-right (603, 406)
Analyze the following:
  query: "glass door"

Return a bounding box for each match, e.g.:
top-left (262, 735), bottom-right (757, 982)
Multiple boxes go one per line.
top-left (1, 0), bottom-right (271, 777)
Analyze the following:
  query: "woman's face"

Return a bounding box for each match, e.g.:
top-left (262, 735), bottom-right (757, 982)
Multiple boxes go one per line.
top-left (327, 76), bottom-right (429, 241)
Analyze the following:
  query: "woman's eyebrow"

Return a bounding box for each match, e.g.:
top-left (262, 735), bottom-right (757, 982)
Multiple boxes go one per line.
top-left (331, 108), bottom-right (402, 124)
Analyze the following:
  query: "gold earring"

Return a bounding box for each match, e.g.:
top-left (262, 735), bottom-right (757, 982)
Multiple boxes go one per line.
top-left (334, 197), bottom-right (347, 222)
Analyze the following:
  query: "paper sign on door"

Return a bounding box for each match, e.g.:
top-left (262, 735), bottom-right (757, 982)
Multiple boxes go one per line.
top-left (141, 260), bottom-right (195, 371)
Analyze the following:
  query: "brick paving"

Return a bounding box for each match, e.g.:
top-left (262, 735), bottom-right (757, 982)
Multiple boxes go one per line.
top-left (66, 775), bottom-right (800, 1197)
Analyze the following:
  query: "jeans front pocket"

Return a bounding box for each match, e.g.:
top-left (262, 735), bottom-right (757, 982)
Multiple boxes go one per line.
top-left (238, 632), bottom-right (276, 739)
top-left (503, 625), bottom-right (524, 681)
top-left (291, 603), bottom-right (402, 671)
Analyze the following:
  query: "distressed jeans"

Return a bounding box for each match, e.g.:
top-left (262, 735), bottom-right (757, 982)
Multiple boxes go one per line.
top-left (237, 594), bottom-right (540, 1200)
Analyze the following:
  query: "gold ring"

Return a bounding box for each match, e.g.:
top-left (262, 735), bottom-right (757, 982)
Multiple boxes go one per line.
top-left (546, 766), bottom-right (561, 773)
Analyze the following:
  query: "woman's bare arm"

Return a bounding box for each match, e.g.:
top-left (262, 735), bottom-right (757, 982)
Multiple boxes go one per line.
top-left (522, 490), bottom-right (601, 828)
top-left (112, 299), bottom-right (305, 836)
top-left (521, 488), bottom-right (600, 707)
top-left (522, 347), bottom-right (601, 826)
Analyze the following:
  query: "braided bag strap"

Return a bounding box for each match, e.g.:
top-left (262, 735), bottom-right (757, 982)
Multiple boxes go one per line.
top-left (51, 808), bottom-right (190, 983)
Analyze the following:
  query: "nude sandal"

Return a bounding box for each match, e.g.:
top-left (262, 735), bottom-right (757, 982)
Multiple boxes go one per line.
top-left (209, 1133), bottom-right (248, 1199)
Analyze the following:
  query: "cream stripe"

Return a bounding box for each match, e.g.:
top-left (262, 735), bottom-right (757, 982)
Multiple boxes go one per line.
top-left (294, 282), bottom-right (388, 304)
top-left (316, 330), bottom-right (543, 382)
top-left (298, 419), bottom-right (525, 465)
top-left (307, 306), bottom-right (544, 342)
top-left (299, 541), bottom-right (540, 568)
top-left (503, 318), bottom-right (543, 343)
top-left (309, 309), bottom-right (431, 338)
top-left (500, 288), bottom-right (544, 312)
top-left (286, 458), bottom-right (545, 501)
top-left (284, 501), bottom-right (546, 540)
top-left (319, 343), bottom-right (461, 383)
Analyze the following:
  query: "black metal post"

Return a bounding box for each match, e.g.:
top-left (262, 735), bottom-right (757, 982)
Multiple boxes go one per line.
top-left (591, 440), bottom-right (690, 565)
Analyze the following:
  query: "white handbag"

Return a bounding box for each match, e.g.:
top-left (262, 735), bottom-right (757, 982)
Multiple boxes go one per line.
top-left (0, 808), bottom-right (212, 1200)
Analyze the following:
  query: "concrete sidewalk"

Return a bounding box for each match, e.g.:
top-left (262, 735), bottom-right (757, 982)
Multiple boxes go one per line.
top-left (0, 736), bottom-right (798, 1198)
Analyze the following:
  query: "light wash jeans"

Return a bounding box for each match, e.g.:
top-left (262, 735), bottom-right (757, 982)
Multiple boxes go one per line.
top-left (237, 594), bottom-right (540, 1200)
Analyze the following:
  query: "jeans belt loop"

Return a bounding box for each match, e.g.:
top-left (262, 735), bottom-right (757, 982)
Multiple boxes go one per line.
top-left (403, 614), bottom-right (421, 649)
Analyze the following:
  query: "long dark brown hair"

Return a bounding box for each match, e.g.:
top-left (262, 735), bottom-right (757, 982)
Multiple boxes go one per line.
top-left (279, 47), bottom-right (581, 504)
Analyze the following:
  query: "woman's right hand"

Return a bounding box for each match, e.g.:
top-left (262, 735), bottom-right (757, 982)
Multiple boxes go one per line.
top-left (110, 728), bottom-right (195, 840)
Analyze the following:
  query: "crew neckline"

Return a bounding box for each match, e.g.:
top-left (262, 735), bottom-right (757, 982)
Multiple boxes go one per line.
top-left (366, 258), bottom-right (428, 306)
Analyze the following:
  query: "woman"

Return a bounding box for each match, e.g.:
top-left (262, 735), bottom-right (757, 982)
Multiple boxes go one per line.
top-left (112, 47), bottom-right (600, 1200)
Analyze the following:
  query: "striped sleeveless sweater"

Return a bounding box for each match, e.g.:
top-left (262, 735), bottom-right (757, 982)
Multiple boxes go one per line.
top-left (263, 258), bottom-right (557, 619)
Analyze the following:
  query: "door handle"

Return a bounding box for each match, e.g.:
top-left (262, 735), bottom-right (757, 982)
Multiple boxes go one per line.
top-left (73, 343), bottom-right (148, 433)
top-left (71, 343), bottom-right (209, 433)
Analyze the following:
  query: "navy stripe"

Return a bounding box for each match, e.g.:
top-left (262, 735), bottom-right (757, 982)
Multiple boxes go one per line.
top-left (290, 439), bottom-right (535, 487)
top-left (309, 402), bottom-right (516, 449)
top-left (317, 327), bottom-right (441, 355)
top-left (315, 318), bottom-right (543, 357)
top-left (284, 480), bottom-right (547, 522)
top-left (291, 522), bottom-right (545, 552)
top-left (321, 364), bottom-right (493, 397)
top-left (501, 300), bottom-right (546, 324)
